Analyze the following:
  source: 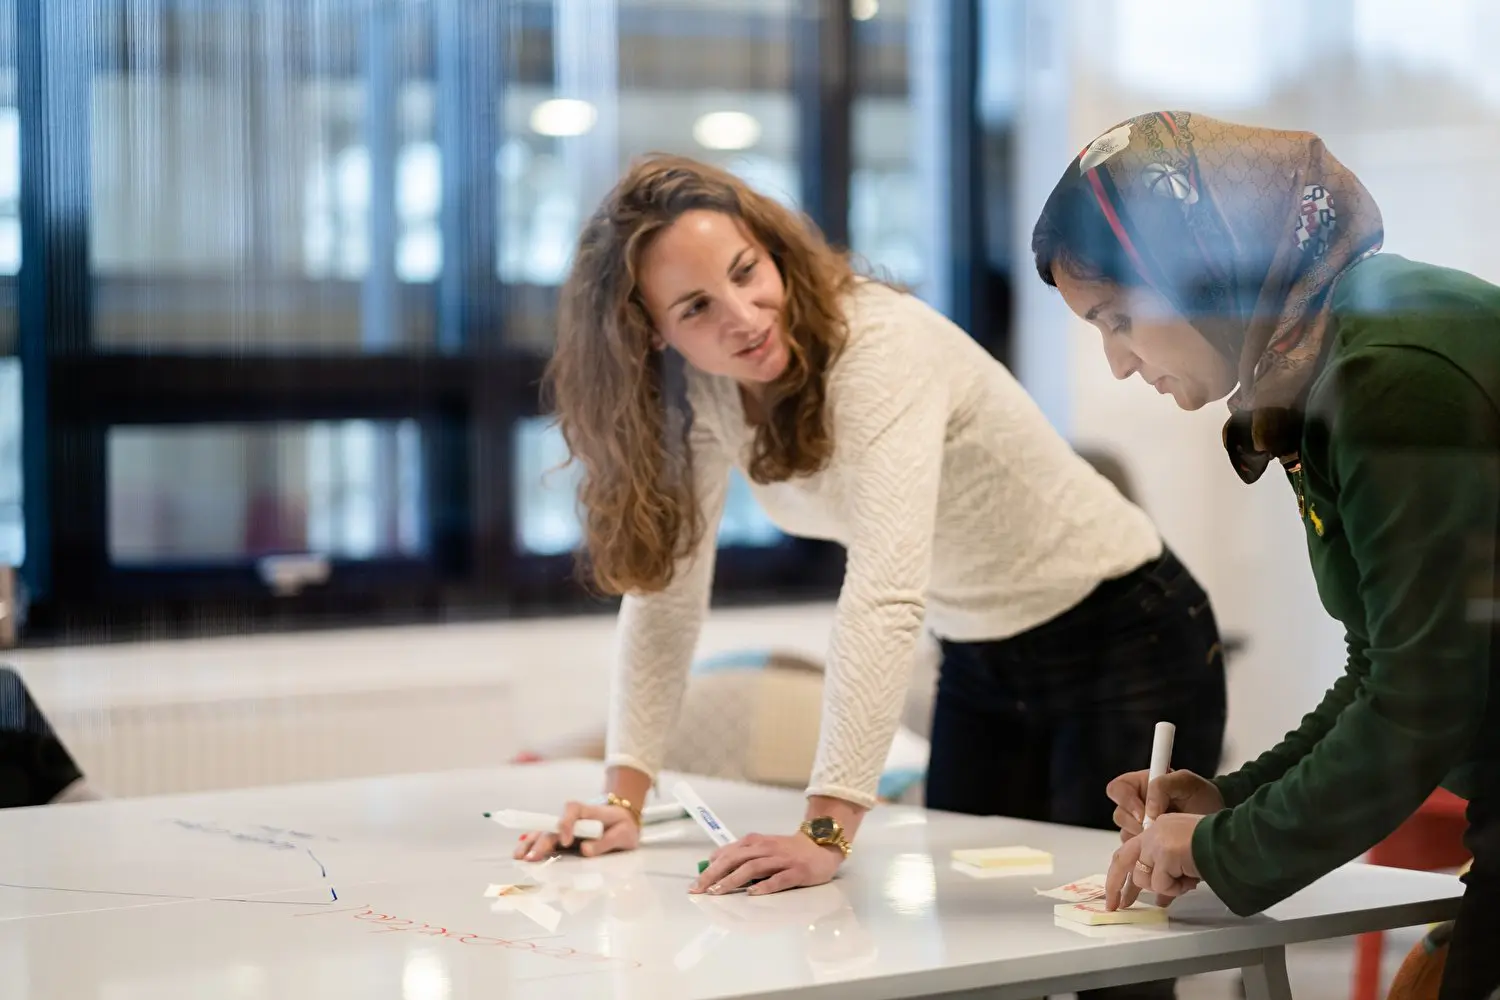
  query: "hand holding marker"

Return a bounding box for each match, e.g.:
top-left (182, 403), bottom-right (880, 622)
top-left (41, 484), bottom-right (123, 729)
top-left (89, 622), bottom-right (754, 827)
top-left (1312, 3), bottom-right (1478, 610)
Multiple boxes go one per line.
top-left (1134, 719), bottom-right (1182, 905)
top-left (488, 801), bottom-right (689, 854)
top-left (486, 809), bottom-right (604, 840)
top-left (673, 782), bottom-right (736, 866)
top-left (672, 780), bottom-right (765, 883)
top-left (1119, 721), bottom-right (1181, 909)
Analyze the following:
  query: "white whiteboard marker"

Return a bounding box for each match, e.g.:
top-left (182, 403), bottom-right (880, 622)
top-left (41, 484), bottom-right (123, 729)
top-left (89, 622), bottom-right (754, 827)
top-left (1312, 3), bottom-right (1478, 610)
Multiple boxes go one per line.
top-left (1141, 721), bottom-right (1176, 830)
top-left (672, 781), bottom-right (737, 847)
top-left (484, 809), bottom-right (603, 840)
top-left (641, 802), bottom-right (690, 825)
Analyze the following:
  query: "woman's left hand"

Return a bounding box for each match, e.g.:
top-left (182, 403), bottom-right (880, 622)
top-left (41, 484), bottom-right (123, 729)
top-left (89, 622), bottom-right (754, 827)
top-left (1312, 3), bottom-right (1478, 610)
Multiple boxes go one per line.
top-left (691, 832), bottom-right (844, 897)
top-left (1105, 812), bottom-right (1204, 910)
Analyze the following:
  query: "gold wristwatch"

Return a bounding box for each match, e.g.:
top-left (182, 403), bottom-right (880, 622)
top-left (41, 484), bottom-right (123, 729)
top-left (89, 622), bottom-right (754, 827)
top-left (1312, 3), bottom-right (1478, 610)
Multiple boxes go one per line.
top-left (799, 816), bottom-right (852, 858)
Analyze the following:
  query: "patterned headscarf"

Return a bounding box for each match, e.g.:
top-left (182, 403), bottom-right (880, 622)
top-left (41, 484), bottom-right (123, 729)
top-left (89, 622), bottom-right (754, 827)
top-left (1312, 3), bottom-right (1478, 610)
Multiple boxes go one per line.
top-left (1074, 111), bottom-right (1384, 482)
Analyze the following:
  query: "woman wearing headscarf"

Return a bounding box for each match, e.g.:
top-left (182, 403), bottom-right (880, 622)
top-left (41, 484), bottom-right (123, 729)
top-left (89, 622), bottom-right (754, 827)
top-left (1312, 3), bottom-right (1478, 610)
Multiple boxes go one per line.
top-left (1031, 111), bottom-right (1498, 1000)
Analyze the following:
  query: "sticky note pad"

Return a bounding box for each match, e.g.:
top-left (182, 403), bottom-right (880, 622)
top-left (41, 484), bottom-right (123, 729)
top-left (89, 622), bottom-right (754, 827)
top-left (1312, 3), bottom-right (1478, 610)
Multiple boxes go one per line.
top-left (952, 846), bottom-right (1053, 869)
top-left (951, 846), bottom-right (1054, 878)
top-left (1054, 900), bottom-right (1168, 926)
top-left (1036, 874), bottom-right (1109, 902)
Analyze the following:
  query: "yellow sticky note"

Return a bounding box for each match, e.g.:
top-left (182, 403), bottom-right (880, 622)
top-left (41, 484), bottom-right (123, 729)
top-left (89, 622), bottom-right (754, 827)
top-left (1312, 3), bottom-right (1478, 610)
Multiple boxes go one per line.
top-left (950, 846), bottom-right (1054, 878)
top-left (1054, 900), bottom-right (1168, 926)
top-left (952, 846), bottom-right (1052, 868)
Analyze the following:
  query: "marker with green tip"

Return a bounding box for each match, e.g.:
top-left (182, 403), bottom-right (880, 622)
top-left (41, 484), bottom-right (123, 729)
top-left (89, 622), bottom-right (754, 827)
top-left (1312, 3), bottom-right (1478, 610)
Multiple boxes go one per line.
top-left (696, 858), bottom-right (766, 886)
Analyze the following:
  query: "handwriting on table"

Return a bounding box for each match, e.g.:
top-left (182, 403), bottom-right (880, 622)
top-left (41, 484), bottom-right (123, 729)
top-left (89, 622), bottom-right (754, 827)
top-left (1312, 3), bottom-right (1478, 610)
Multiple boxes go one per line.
top-left (295, 903), bottom-right (641, 968)
top-left (171, 820), bottom-right (339, 900)
top-left (171, 819), bottom-right (342, 851)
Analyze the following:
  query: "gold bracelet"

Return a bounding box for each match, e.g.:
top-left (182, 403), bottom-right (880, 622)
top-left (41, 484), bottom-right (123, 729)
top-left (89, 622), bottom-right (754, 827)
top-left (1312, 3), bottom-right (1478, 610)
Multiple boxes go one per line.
top-left (605, 792), bottom-right (643, 826)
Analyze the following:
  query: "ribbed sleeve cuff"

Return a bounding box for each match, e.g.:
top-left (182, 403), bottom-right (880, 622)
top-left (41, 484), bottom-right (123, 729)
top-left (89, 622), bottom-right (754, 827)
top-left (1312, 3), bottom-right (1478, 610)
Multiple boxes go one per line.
top-left (805, 781), bottom-right (879, 810)
top-left (603, 753), bottom-right (658, 781)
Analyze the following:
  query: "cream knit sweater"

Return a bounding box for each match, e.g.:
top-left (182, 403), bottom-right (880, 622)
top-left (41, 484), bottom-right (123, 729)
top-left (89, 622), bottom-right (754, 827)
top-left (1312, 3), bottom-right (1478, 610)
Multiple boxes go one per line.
top-left (605, 281), bottom-right (1162, 807)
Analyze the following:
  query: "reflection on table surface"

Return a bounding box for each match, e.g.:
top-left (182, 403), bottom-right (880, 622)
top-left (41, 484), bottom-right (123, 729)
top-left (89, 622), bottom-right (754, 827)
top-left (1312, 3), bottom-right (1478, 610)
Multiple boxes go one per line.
top-left (0, 761), bottom-right (1463, 1000)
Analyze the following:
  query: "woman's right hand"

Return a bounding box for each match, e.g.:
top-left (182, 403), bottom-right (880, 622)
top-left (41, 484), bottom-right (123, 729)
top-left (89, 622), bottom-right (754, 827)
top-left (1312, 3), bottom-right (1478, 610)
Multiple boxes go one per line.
top-left (512, 800), bottom-right (641, 861)
top-left (1107, 768), bottom-right (1224, 842)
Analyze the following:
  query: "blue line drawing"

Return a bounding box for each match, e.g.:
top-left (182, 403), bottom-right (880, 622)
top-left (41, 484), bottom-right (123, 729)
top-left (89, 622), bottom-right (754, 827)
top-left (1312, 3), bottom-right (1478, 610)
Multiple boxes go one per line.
top-left (307, 849), bottom-right (337, 901)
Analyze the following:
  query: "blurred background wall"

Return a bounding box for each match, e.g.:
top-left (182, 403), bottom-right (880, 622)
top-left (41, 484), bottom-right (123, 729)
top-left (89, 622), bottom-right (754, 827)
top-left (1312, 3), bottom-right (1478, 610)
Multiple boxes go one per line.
top-left (2, 0), bottom-right (1498, 797)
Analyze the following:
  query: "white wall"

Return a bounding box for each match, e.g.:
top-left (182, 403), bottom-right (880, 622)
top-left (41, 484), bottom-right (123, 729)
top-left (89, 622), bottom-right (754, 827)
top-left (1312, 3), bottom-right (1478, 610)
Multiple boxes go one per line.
top-left (10, 604), bottom-right (848, 797)
top-left (1012, 0), bottom-right (1500, 767)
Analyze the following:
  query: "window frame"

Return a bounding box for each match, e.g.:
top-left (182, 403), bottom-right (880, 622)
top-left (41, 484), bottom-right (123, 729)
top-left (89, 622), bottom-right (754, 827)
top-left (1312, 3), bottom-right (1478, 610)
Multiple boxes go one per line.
top-left (13, 0), bottom-right (985, 644)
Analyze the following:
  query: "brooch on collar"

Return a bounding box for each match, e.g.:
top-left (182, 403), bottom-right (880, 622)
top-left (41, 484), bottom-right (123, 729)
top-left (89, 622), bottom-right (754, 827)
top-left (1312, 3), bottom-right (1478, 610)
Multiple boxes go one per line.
top-left (1282, 456), bottom-right (1324, 537)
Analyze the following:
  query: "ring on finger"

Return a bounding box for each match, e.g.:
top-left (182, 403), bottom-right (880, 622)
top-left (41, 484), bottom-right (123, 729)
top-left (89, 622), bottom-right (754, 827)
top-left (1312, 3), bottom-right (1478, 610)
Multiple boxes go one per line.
top-left (1135, 861), bottom-right (1154, 874)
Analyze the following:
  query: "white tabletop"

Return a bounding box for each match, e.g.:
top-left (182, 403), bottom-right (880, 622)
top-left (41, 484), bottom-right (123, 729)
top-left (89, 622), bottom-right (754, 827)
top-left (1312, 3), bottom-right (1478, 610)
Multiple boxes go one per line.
top-left (0, 762), bottom-right (1462, 1000)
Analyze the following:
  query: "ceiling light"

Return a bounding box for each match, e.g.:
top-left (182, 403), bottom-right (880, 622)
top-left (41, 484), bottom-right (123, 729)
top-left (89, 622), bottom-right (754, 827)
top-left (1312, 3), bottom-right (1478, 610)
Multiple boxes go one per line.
top-left (692, 111), bottom-right (762, 152)
top-left (530, 98), bottom-right (597, 138)
top-left (852, 0), bottom-right (878, 21)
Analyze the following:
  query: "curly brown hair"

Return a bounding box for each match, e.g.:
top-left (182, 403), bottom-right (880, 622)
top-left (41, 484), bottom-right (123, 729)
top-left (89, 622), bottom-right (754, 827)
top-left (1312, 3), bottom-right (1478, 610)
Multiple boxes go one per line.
top-left (542, 154), bottom-right (855, 596)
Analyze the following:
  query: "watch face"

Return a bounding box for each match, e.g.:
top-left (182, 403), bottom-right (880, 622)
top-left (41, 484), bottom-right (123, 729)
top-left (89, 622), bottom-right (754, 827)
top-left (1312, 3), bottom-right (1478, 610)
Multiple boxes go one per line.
top-left (807, 817), bottom-right (838, 841)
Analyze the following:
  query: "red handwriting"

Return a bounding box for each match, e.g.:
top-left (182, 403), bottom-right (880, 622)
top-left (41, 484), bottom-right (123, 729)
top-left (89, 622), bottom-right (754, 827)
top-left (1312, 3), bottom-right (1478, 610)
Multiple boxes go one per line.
top-left (295, 903), bottom-right (641, 968)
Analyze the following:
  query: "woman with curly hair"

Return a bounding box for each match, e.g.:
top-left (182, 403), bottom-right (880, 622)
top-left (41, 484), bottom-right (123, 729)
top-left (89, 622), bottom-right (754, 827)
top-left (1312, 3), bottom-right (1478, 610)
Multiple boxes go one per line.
top-left (520, 153), bottom-right (1222, 966)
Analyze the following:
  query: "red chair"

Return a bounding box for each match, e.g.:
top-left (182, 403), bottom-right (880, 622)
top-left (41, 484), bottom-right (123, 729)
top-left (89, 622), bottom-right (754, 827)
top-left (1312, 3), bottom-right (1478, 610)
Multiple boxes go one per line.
top-left (1353, 789), bottom-right (1469, 1000)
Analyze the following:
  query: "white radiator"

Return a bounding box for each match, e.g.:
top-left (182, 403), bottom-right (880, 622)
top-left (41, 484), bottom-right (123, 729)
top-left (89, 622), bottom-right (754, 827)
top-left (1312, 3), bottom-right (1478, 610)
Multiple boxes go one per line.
top-left (49, 683), bottom-right (519, 797)
top-left (10, 604), bottom-right (840, 799)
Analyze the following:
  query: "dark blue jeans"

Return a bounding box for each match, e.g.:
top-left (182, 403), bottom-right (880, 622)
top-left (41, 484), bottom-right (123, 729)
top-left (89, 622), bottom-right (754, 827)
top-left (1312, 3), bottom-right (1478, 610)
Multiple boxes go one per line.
top-left (926, 548), bottom-right (1227, 1000)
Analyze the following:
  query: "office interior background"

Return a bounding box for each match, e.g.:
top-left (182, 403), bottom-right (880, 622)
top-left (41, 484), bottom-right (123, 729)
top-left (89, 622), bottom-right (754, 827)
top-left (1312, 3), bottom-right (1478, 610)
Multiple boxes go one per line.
top-left (1, 0), bottom-right (1496, 989)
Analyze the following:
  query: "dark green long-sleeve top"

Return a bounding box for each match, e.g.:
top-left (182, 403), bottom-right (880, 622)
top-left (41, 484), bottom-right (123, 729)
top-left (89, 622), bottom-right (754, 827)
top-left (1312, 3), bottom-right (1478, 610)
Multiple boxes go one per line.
top-left (1191, 254), bottom-right (1500, 916)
